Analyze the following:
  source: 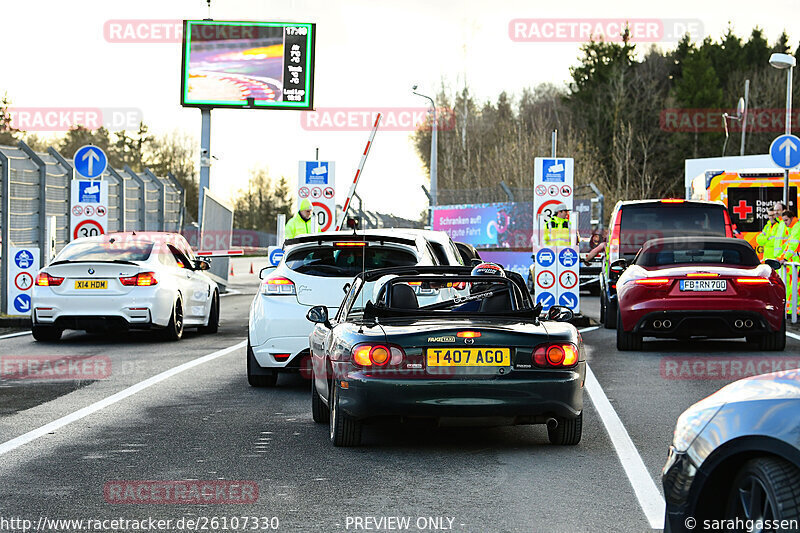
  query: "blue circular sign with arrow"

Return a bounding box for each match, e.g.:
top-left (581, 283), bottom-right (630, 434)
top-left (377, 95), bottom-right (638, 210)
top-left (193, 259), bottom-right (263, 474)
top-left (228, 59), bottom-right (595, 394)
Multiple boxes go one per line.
top-left (74, 145), bottom-right (108, 179)
top-left (536, 291), bottom-right (555, 308)
top-left (770, 134), bottom-right (800, 169)
top-left (13, 294), bottom-right (31, 314)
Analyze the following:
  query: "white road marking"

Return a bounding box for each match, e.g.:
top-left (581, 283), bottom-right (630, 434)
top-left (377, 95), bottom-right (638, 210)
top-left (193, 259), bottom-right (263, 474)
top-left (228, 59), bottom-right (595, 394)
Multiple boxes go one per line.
top-left (220, 289), bottom-right (241, 297)
top-left (578, 325), bottom-right (665, 530)
top-left (0, 339), bottom-right (247, 457)
top-left (787, 331), bottom-right (800, 342)
top-left (0, 331), bottom-right (32, 340)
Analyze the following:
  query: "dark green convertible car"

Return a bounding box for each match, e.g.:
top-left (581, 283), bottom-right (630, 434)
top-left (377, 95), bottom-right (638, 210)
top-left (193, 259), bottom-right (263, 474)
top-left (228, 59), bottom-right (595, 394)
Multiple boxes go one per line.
top-left (306, 264), bottom-right (586, 447)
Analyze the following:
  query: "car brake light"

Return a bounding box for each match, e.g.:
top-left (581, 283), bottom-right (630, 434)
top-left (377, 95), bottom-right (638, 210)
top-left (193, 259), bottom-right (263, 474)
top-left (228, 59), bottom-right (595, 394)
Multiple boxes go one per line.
top-left (119, 272), bottom-right (158, 286)
top-left (457, 331), bottom-right (481, 338)
top-left (261, 276), bottom-right (296, 295)
top-left (352, 343), bottom-right (405, 366)
top-left (35, 272), bottom-right (64, 286)
top-left (634, 278), bottom-right (670, 286)
top-left (736, 278), bottom-right (770, 285)
top-left (532, 343), bottom-right (578, 368)
top-left (661, 199), bottom-right (685, 203)
top-left (335, 242), bottom-right (367, 247)
top-left (609, 212), bottom-right (621, 262)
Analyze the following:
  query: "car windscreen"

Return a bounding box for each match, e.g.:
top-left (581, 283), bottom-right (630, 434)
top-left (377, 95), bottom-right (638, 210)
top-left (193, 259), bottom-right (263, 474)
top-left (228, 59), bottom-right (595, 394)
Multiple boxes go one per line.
top-left (620, 205), bottom-right (727, 253)
top-left (284, 245), bottom-right (418, 277)
top-left (635, 241), bottom-right (759, 267)
top-left (54, 241), bottom-right (154, 262)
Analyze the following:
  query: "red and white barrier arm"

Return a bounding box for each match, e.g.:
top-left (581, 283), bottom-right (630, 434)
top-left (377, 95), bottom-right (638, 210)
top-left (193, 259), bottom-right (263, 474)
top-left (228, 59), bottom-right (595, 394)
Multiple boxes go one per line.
top-left (336, 113), bottom-right (382, 230)
top-left (196, 249), bottom-right (244, 257)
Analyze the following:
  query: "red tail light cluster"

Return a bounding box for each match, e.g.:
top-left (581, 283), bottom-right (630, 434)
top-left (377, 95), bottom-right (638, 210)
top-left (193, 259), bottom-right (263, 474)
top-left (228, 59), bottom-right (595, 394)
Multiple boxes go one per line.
top-left (352, 343), bottom-right (405, 367)
top-left (634, 278), bottom-right (670, 286)
top-left (532, 343), bottom-right (579, 368)
top-left (120, 272), bottom-right (158, 286)
top-left (735, 277), bottom-right (770, 285)
top-left (36, 272), bottom-right (64, 286)
top-left (261, 276), bottom-right (296, 295)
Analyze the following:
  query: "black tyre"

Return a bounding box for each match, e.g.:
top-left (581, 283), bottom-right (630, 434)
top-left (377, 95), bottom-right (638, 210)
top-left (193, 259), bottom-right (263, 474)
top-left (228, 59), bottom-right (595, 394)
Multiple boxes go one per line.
top-left (329, 384), bottom-right (361, 447)
top-left (548, 412), bottom-right (583, 445)
top-left (199, 291), bottom-right (220, 334)
top-left (247, 342), bottom-right (277, 387)
top-left (311, 380), bottom-right (330, 424)
top-left (725, 457), bottom-right (800, 524)
top-left (616, 309), bottom-right (642, 351)
top-left (162, 298), bottom-right (184, 341)
top-left (31, 325), bottom-right (63, 342)
top-left (757, 316), bottom-right (786, 351)
top-left (603, 293), bottom-right (617, 329)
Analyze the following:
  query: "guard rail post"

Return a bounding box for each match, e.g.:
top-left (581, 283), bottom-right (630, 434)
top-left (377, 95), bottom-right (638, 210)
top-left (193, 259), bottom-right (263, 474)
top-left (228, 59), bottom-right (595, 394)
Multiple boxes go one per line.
top-left (106, 167), bottom-right (127, 231)
top-left (0, 150), bottom-right (10, 315)
top-left (143, 168), bottom-right (166, 231)
top-left (124, 166), bottom-right (147, 231)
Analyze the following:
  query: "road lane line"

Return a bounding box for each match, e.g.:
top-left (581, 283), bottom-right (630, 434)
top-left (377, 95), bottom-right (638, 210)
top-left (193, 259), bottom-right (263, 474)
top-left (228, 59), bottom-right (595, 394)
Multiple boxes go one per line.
top-left (0, 331), bottom-right (31, 340)
top-left (787, 331), bottom-right (800, 342)
top-left (578, 325), bottom-right (600, 334)
top-left (583, 365), bottom-right (666, 529)
top-left (0, 339), bottom-right (247, 457)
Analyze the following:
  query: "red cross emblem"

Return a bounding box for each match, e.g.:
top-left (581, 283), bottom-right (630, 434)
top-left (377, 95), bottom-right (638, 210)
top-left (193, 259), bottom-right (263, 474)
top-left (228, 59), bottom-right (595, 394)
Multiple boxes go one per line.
top-left (732, 200), bottom-right (753, 219)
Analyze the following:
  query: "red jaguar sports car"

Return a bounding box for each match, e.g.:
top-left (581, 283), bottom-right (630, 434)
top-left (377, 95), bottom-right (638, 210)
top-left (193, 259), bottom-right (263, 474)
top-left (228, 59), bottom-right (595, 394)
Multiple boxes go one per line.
top-left (614, 237), bottom-right (785, 351)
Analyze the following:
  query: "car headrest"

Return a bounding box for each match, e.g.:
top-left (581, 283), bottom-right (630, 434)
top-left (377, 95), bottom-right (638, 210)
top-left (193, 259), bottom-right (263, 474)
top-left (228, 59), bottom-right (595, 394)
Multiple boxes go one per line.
top-left (390, 283), bottom-right (419, 310)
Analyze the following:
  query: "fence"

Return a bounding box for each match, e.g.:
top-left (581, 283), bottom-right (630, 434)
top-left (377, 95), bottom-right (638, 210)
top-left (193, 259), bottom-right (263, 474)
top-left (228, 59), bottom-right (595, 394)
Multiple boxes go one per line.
top-left (1, 140), bottom-right (185, 315)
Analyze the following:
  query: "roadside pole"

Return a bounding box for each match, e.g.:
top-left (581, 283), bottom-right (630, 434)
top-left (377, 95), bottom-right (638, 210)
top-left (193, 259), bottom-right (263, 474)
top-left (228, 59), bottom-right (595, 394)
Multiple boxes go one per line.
top-left (336, 114), bottom-right (382, 230)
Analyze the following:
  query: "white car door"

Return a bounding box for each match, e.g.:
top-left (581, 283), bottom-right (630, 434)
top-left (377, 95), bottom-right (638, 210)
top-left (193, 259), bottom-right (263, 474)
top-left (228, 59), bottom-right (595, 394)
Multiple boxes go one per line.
top-left (167, 244), bottom-right (210, 322)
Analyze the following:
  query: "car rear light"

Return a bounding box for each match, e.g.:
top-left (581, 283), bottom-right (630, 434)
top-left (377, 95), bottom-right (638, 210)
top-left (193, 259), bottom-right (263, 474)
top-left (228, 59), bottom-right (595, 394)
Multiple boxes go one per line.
top-left (274, 353), bottom-right (290, 362)
top-left (35, 272), bottom-right (64, 286)
top-left (335, 242), bottom-right (366, 247)
top-left (532, 343), bottom-right (579, 368)
top-left (352, 343), bottom-right (405, 367)
top-left (736, 278), bottom-right (770, 285)
top-left (261, 276), bottom-right (296, 295)
top-left (457, 331), bottom-right (481, 338)
top-left (634, 278), bottom-right (670, 286)
top-left (661, 199), bottom-right (685, 203)
top-left (119, 272), bottom-right (158, 286)
top-left (686, 273), bottom-right (719, 278)
top-left (608, 212), bottom-right (621, 262)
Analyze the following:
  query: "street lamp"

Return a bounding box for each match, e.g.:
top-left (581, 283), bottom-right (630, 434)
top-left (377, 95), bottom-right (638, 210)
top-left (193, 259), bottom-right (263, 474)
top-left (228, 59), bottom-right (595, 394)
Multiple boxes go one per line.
top-left (769, 52), bottom-right (797, 206)
top-left (412, 85), bottom-right (437, 211)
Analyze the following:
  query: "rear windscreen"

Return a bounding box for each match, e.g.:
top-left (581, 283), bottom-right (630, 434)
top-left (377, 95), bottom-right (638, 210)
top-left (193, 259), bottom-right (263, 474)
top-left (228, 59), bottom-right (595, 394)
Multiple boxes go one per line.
top-left (55, 241), bottom-right (154, 262)
top-left (635, 241), bottom-right (759, 267)
top-left (620, 206), bottom-right (727, 252)
top-left (285, 246), bottom-right (418, 277)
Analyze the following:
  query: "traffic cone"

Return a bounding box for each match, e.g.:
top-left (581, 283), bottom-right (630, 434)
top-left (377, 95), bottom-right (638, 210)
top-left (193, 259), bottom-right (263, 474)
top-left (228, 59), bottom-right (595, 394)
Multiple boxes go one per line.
top-left (230, 264), bottom-right (234, 276)
top-left (249, 262), bottom-right (254, 274)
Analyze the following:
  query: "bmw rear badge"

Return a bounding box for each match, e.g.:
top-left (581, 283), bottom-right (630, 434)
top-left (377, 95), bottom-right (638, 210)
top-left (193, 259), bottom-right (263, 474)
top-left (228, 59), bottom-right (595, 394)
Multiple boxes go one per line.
top-left (465, 338), bottom-right (474, 344)
top-left (88, 268), bottom-right (95, 275)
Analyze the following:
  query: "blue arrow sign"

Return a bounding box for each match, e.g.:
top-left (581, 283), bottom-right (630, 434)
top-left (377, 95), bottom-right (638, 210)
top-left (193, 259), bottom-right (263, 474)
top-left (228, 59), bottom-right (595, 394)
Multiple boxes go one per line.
top-left (770, 134), bottom-right (800, 169)
top-left (13, 294), bottom-right (31, 313)
top-left (74, 145), bottom-right (108, 179)
top-left (559, 293), bottom-right (577, 309)
top-left (536, 248), bottom-right (555, 267)
top-left (536, 292), bottom-right (555, 308)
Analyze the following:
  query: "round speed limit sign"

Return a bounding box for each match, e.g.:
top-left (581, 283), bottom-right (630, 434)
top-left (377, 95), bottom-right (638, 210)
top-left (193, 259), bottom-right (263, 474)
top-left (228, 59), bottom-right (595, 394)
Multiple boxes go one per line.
top-left (73, 219), bottom-right (104, 239)
top-left (312, 201), bottom-right (333, 232)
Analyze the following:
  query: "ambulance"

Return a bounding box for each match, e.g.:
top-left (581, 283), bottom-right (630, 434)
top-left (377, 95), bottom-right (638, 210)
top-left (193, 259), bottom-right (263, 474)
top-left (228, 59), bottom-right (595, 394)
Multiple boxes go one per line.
top-left (691, 169), bottom-right (800, 258)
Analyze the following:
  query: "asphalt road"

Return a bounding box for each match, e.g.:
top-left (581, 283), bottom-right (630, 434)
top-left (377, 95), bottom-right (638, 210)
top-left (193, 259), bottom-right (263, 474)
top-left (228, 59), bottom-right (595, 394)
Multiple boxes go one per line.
top-left (2, 264), bottom-right (799, 533)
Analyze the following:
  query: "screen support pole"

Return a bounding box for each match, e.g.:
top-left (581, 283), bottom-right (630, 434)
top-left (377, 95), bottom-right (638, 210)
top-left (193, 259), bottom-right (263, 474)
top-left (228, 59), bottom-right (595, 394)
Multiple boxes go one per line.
top-left (199, 108), bottom-right (211, 232)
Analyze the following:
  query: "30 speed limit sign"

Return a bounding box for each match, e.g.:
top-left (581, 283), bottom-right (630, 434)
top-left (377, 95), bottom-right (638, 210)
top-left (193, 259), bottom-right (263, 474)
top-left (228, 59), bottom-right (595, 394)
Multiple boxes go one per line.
top-left (73, 219), bottom-right (104, 239)
top-left (312, 201), bottom-right (333, 232)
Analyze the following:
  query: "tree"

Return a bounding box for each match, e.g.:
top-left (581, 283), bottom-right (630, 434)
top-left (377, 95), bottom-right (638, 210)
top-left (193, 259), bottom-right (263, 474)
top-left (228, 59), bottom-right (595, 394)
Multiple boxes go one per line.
top-left (0, 93), bottom-right (21, 146)
top-left (233, 167), bottom-right (292, 234)
top-left (146, 130), bottom-right (199, 220)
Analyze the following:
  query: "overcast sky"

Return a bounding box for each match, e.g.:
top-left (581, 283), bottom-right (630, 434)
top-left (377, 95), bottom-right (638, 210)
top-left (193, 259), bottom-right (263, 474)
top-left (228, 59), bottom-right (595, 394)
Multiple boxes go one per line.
top-left (3, 0), bottom-right (799, 219)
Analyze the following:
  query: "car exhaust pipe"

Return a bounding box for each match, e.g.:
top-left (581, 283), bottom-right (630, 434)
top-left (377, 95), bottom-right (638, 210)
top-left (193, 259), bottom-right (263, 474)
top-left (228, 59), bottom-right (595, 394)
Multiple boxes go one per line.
top-left (744, 319), bottom-right (753, 328)
top-left (662, 320), bottom-right (671, 329)
top-left (653, 320), bottom-right (662, 329)
top-left (734, 319), bottom-right (744, 329)
top-left (546, 418), bottom-right (558, 430)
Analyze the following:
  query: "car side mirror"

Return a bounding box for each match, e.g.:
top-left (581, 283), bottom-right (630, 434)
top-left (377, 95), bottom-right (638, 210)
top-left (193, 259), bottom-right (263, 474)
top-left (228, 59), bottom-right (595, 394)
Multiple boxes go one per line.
top-left (306, 305), bottom-right (331, 328)
top-left (765, 259), bottom-right (781, 270)
top-left (259, 266), bottom-right (276, 280)
top-left (194, 259), bottom-right (211, 271)
top-left (609, 258), bottom-right (628, 276)
top-left (546, 305), bottom-right (574, 322)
